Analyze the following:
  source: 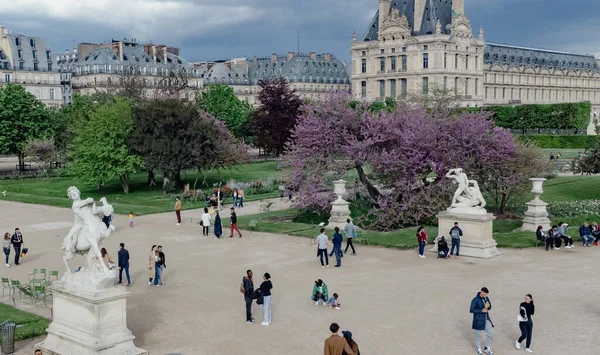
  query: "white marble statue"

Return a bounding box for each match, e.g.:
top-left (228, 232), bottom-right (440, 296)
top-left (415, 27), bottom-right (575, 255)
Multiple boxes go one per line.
top-left (446, 168), bottom-right (486, 213)
top-left (60, 186), bottom-right (117, 291)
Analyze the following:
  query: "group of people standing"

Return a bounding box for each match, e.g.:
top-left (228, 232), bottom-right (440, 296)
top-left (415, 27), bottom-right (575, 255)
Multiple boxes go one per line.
top-left (315, 219), bottom-right (357, 268)
top-left (3, 228), bottom-right (24, 267)
top-left (324, 323), bottom-right (360, 355)
top-left (241, 269), bottom-right (273, 326)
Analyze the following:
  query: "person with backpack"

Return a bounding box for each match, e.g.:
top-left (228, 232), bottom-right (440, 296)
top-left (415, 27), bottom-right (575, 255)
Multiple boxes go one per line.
top-left (449, 222), bottom-right (463, 259)
top-left (241, 270), bottom-right (254, 324)
top-left (515, 294), bottom-right (535, 353)
top-left (416, 226), bottom-right (428, 258)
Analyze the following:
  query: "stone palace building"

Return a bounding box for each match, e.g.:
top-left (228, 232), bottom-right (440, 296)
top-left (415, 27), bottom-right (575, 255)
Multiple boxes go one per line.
top-left (351, 0), bottom-right (600, 133)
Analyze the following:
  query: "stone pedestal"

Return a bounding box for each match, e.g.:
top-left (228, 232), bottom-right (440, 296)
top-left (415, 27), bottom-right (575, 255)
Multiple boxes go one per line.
top-left (431, 211), bottom-right (501, 259)
top-left (36, 282), bottom-right (147, 355)
top-left (516, 178), bottom-right (551, 232)
top-left (327, 180), bottom-right (352, 230)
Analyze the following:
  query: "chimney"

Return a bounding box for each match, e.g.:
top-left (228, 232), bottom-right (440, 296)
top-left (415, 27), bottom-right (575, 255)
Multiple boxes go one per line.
top-left (378, 0), bottom-right (391, 31)
top-left (253, 55), bottom-right (257, 63)
top-left (310, 52), bottom-right (317, 60)
top-left (271, 53), bottom-right (277, 63)
top-left (287, 52), bottom-right (294, 60)
top-left (324, 53), bottom-right (331, 62)
top-left (118, 41), bottom-right (124, 62)
top-left (166, 46), bottom-right (180, 56)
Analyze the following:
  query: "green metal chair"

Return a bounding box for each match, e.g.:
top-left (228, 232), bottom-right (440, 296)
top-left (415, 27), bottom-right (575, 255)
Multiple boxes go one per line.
top-left (10, 280), bottom-right (24, 300)
top-left (28, 268), bottom-right (46, 287)
top-left (32, 285), bottom-right (48, 306)
top-left (1, 277), bottom-right (10, 297)
top-left (46, 270), bottom-right (59, 284)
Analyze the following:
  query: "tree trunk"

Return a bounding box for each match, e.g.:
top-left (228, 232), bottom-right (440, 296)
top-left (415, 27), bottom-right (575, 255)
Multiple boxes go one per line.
top-left (355, 164), bottom-right (381, 201)
top-left (120, 174), bottom-right (130, 194)
top-left (18, 153), bottom-right (25, 172)
top-left (175, 170), bottom-right (181, 186)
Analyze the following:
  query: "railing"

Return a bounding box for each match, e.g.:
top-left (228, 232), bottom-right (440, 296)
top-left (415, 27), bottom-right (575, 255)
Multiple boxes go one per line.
top-left (0, 79), bottom-right (60, 85)
top-left (5, 66), bottom-right (57, 73)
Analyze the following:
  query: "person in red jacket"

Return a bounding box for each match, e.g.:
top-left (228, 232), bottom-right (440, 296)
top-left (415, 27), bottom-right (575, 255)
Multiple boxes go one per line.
top-left (417, 226), bottom-right (428, 258)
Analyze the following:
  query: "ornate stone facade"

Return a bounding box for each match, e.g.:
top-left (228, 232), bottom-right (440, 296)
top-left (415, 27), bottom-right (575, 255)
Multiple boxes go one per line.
top-left (352, 1), bottom-right (600, 134)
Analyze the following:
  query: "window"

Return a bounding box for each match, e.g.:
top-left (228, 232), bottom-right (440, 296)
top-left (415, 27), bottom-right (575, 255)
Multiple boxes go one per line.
top-left (401, 55), bottom-right (407, 70)
top-left (465, 78), bottom-right (469, 95)
top-left (422, 77), bottom-right (429, 95)
top-left (32, 50), bottom-right (37, 60)
top-left (379, 80), bottom-right (385, 97)
top-left (391, 48), bottom-right (396, 53)
top-left (380, 57), bottom-right (385, 72)
top-left (30, 39), bottom-right (35, 47)
top-left (401, 78), bottom-right (407, 96)
top-left (46, 51), bottom-right (51, 60)
top-left (361, 59), bottom-right (366, 73)
top-left (15, 37), bottom-right (20, 46)
top-left (475, 78), bottom-right (478, 95)
top-left (454, 77), bottom-right (459, 95)
top-left (33, 62), bottom-right (38, 71)
top-left (423, 53), bottom-right (429, 69)
top-left (17, 49), bottom-right (22, 59)
top-left (443, 76), bottom-right (447, 89)
top-left (444, 53), bottom-right (447, 68)
top-left (50, 89), bottom-right (55, 100)
top-left (502, 87), bottom-right (506, 99)
top-left (402, 47), bottom-right (407, 52)
top-left (423, 45), bottom-right (429, 51)
top-left (391, 56), bottom-right (396, 71)
top-left (380, 49), bottom-right (385, 54)
top-left (48, 63), bottom-right (52, 71)
top-left (465, 55), bottom-right (469, 70)
top-left (455, 54), bottom-right (458, 69)
top-left (475, 56), bottom-right (478, 70)
top-left (4, 74), bottom-right (10, 83)
top-left (361, 81), bottom-right (366, 98)
top-left (390, 79), bottom-right (396, 97)
top-left (361, 51), bottom-right (366, 57)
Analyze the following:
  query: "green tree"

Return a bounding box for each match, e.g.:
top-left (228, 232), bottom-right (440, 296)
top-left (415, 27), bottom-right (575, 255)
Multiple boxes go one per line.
top-left (69, 97), bottom-right (142, 193)
top-left (198, 84), bottom-right (252, 138)
top-left (0, 84), bottom-right (52, 170)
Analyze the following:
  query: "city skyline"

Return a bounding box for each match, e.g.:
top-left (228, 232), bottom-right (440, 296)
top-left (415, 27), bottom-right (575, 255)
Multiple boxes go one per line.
top-left (0, 0), bottom-right (598, 62)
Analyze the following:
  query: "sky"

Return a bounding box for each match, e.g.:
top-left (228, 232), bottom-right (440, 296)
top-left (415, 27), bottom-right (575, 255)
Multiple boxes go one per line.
top-left (0, 0), bottom-right (598, 63)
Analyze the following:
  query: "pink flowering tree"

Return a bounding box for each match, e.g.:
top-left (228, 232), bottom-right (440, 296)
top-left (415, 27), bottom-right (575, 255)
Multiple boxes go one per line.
top-left (286, 93), bottom-right (544, 230)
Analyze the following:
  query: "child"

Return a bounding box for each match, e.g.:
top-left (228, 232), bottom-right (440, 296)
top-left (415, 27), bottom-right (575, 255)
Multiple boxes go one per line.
top-left (129, 211), bottom-right (134, 228)
top-left (328, 293), bottom-right (341, 310)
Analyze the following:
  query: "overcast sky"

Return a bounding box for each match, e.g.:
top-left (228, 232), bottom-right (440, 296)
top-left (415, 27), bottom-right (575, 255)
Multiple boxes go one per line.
top-left (0, 0), bottom-right (598, 63)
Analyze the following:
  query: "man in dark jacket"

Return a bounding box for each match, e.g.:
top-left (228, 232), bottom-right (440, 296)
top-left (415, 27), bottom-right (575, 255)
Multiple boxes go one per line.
top-left (242, 270), bottom-right (254, 323)
top-left (579, 222), bottom-right (594, 246)
top-left (449, 222), bottom-right (463, 259)
top-left (158, 246), bottom-right (166, 286)
top-left (230, 207), bottom-right (242, 238)
top-left (117, 243), bottom-right (131, 286)
top-left (470, 287), bottom-right (494, 355)
top-left (11, 228), bottom-right (24, 266)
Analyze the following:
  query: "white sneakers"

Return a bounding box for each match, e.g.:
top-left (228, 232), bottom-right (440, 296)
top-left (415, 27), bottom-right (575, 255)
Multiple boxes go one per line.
top-left (315, 301), bottom-right (319, 306)
top-left (176, 223), bottom-right (181, 226)
top-left (525, 348), bottom-right (533, 353)
top-left (565, 245), bottom-right (571, 249)
top-left (476, 348), bottom-right (482, 355)
top-left (515, 341), bottom-right (521, 349)
top-left (335, 307), bottom-right (340, 310)
top-left (419, 255), bottom-right (426, 258)
top-left (261, 321), bottom-right (269, 326)
top-left (4, 263), bottom-right (9, 267)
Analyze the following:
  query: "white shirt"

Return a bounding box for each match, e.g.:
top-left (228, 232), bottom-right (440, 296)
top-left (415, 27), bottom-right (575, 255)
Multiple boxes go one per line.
top-left (316, 234), bottom-right (328, 249)
top-left (201, 213), bottom-right (211, 227)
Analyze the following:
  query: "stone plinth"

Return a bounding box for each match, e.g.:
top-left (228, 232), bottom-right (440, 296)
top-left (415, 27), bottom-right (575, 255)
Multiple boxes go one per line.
top-left (36, 282), bottom-right (147, 355)
top-left (327, 180), bottom-right (352, 230)
top-left (516, 178), bottom-right (551, 232)
top-left (431, 211), bottom-right (501, 259)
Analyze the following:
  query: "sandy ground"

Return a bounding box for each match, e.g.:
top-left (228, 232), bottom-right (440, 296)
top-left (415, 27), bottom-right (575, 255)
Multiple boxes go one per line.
top-left (1, 200), bottom-right (599, 355)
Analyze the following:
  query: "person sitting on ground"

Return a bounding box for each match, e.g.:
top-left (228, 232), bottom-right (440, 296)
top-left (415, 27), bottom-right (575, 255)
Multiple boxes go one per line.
top-left (556, 222), bottom-right (573, 249)
top-left (342, 330), bottom-right (360, 355)
top-left (592, 222), bottom-right (600, 246)
top-left (545, 226), bottom-right (556, 251)
top-left (579, 222), bottom-right (594, 247)
top-left (328, 293), bottom-right (341, 310)
top-left (312, 279), bottom-right (328, 306)
top-left (437, 236), bottom-right (449, 258)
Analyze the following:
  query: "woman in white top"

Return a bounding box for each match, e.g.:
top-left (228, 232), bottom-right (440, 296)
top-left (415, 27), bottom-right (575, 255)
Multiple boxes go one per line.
top-left (201, 207), bottom-right (211, 236)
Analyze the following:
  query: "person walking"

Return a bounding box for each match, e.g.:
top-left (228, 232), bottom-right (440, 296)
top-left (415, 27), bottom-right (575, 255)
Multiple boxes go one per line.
top-left (157, 246), bottom-right (166, 286)
top-left (3, 232), bottom-right (11, 267)
top-left (233, 189), bottom-right (239, 208)
top-left (174, 197), bottom-right (182, 226)
top-left (242, 270), bottom-right (254, 324)
top-left (417, 226), bottom-right (428, 258)
top-left (238, 188), bottom-right (244, 208)
top-left (11, 228), bottom-right (23, 266)
top-left (214, 210), bottom-right (223, 238)
top-left (129, 211), bottom-right (134, 228)
top-left (449, 222), bottom-right (463, 259)
top-left (152, 247), bottom-right (162, 287)
top-left (342, 330), bottom-right (360, 355)
top-left (515, 294), bottom-right (535, 353)
top-left (312, 279), bottom-right (329, 306)
top-left (279, 184), bottom-right (285, 201)
top-left (216, 187), bottom-right (223, 210)
top-left (260, 272), bottom-right (273, 326)
top-left (332, 227), bottom-right (343, 267)
top-left (100, 248), bottom-right (113, 269)
top-left (316, 228), bottom-right (329, 268)
top-left (201, 207), bottom-right (211, 236)
top-left (324, 323), bottom-right (356, 355)
top-left (344, 219), bottom-right (357, 255)
top-left (229, 207), bottom-right (242, 238)
top-left (118, 243), bottom-right (131, 286)
top-left (470, 287), bottom-right (494, 355)
top-left (148, 245), bottom-right (157, 286)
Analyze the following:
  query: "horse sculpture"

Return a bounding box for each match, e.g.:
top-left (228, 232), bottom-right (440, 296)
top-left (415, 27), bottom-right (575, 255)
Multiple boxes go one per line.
top-left (61, 186), bottom-right (115, 274)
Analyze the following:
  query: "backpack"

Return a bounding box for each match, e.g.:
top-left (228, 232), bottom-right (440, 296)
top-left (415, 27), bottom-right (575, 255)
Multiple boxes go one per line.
top-left (451, 228), bottom-right (460, 239)
top-left (240, 282), bottom-right (245, 294)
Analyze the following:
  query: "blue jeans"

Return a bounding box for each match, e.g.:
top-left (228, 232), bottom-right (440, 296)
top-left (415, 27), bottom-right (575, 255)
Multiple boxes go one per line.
top-left (418, 241), bottom-right (426, 256)
top-left (233, 197), bottom-right (238, 207)
top-left (333, 247), bottom-right (342, 266)
top-left (582, 234), bottom-right (594, 245)
top-left (3, 247), bottom-right (9, 264)
top-left (450, 238), bottom-right (460, 256)
top-left (153, 262), bottom-right (161, 285)
top-left (119, 265), bottom-right (131, 284)
top-left (13, 245), bottom-right (21, 264)
top-left (238, 197), bottom-right (243, 207)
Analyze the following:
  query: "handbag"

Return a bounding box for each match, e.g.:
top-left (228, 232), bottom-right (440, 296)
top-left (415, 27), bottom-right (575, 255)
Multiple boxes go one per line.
top-left (518, 314), bottom-right (527, 322)
top-left (200, 220), bottom-right (204, 226)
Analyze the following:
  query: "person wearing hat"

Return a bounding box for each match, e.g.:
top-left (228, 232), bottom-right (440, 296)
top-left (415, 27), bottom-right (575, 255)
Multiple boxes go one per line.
top-left (324, 323), bottom-right (355, 355)
top-left (342, 330), bottom-right (360, 355)
top-left (229, 207), bottom-right (242, 238)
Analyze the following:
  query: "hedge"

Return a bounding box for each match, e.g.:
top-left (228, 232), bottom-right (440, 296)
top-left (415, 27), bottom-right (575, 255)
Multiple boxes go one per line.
top-left (519, 135), bottom-right (599, 149)
top-left (465, 102), bottom-right (591, 130)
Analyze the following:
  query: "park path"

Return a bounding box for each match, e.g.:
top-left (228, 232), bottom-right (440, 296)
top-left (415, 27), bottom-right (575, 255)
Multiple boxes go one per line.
top-left (174, 196), bottom-right (292, 224)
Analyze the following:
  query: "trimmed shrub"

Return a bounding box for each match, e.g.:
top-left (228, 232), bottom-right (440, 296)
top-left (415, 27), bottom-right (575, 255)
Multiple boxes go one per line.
top-left (519, 135), bottom-right (598, 149)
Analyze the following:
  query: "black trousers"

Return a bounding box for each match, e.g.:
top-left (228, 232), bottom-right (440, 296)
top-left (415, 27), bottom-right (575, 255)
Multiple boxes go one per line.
top-left (545, 237), bottom-right (554, 250)
top-left (556, 236), bottom-right (572, 247)
top-left (202, 226), bottom-right (209, 236)
top-left (345, 238), bottom-right (356, 254)
top-left (318, 248), bottom-right (329, 266)
top-left (518, 320), bottom-right (533, 348)
top-left (13, 245), bottom-right (21, 265)
top-left (245, 295), bottom-right (253, 321)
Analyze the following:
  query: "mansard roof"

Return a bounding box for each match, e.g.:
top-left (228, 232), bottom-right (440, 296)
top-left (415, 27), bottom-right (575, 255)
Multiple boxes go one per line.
top-left (484, 43), bottom-right (599, 72)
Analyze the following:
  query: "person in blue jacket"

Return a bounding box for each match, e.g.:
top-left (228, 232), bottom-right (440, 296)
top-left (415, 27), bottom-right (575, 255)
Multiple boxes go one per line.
top-left (470, 287), bottom-right (494, 355)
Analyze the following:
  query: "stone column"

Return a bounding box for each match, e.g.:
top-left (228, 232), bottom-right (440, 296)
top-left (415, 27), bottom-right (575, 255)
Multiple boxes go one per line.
top-left (516, 178), bottom-right (551, 232)
top-left (327, 180), bottom-right (351, 230)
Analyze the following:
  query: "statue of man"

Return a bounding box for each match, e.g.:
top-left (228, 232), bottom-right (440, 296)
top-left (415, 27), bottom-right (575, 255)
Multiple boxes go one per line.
top-left (62, 186), bottom-right (94, 253)
top-left (446, 168), bottom-right (473, 206)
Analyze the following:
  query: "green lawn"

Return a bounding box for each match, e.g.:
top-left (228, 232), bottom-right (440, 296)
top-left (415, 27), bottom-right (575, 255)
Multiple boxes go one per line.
top-left (0, 304), bottom-right (50, 343)
top-left (542, 175), bottom-right (600, 202)
top-left (540, 148), bottom-right (583, 160)
top-left (0, 161), bottom-right (282, 215)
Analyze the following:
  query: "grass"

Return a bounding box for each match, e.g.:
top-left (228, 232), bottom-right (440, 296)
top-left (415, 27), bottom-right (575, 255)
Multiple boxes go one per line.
top-left (0, 161), bottom-right (282, 215)
top-left (540, 148), bottom-right (583, 160)
top-left (542, 175), bottom-right (600, 202)
top-left (0, 303), bottom-right (50, 343)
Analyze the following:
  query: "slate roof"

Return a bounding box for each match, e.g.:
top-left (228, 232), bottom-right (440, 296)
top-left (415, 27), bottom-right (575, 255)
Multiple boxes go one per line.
top-left (484, 44), bottom-right (599, 72)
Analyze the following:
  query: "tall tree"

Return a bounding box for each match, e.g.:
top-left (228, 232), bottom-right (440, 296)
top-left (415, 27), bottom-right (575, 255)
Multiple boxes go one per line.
top-left (249, 77), bottom-right (302, 156)
top-left (198, 84), bottom-right (252, 138)
top-left (0, 84), bottom-right (52, 170)
top-left (69, 97), bottom-right (142, 193)
top-left (130, 99), bottom-right (248, 186)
